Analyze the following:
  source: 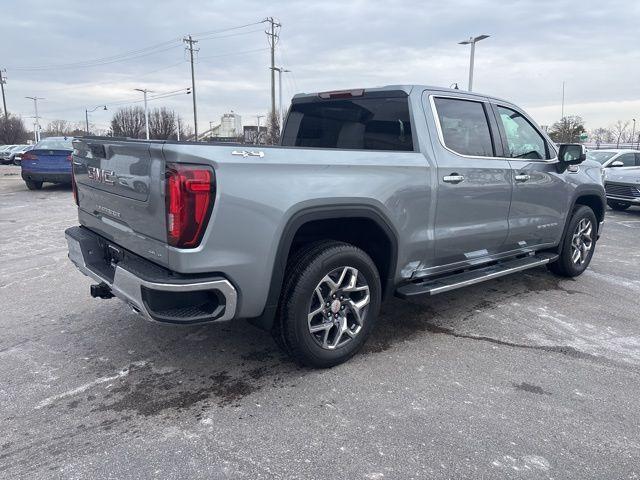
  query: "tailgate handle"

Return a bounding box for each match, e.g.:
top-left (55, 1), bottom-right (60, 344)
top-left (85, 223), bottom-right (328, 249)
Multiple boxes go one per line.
top-left (89, 144), bottom-right (106, 158)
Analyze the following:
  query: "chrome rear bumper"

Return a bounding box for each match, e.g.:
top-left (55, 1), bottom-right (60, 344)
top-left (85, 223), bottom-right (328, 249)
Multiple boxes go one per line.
top-left (65, 226), bottom-right (237, 324)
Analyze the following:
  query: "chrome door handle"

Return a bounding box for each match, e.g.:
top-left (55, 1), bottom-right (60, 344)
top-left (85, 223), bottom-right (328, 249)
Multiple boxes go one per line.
top-left (443, 174), bottom-right (465, 184)
top-left (514, 174), bottom-right (530, 183)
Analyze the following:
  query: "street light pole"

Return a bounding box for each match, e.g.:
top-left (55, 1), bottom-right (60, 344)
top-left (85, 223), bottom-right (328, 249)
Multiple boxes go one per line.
top-left (632, 119), bottom-right (636, 147)
top-left (85, 105), bottom-right (107, 135)
top-left (458, 35), bottom-right (490, 92)
top-left (271, 66), bottom-right (291, 131)
top-left (256, 114), bottom-right (265, 144)
top-left (0, 69), bottom-right (7, 119)
top-left (134, 88), bottom-right (152, 140)
top-left (25, 96), bottom-right (44, 142)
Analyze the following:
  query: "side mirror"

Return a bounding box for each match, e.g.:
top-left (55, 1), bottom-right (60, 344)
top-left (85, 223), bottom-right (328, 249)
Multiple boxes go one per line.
top-left (558, 144), bottom-right (587, 165)
top-left (556, 144), bottom-right (586, 173)
top-left (609, 160), bottom-right (624, 168)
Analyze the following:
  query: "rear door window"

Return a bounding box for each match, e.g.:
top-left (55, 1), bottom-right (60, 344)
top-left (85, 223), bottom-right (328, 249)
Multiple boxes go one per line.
top-left (433, 97), bottom-right (495, 157)
top-left (281, 96), bottom-right (413, 151)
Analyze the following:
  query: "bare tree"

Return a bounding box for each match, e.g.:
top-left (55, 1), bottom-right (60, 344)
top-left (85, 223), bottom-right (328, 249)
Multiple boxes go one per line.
top-left (611, 120), bottom-right (629, 148)
top-left (44, 119), bottom-right (70, 136)
top-left (590, 127), bottom-right (613, 148)
top-left (149, 107), bottom-right (177, 140)
top-left (0, 114), bottom-right (29, 144)
top-left (180, 123), bottom-right (194, 141)
top-left (264, 111), bottom-right (280, 145)
top-left (110, 106), bottom-right (146, 138)
top-left (548, 116), bottom-right (586, 143)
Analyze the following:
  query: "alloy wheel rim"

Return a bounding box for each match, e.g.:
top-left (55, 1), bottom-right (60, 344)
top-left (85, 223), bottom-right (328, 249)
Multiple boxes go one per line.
top-left (307, 266), bottom-right (370, 350)
top-left (571, 218), bottom-right (593, 266)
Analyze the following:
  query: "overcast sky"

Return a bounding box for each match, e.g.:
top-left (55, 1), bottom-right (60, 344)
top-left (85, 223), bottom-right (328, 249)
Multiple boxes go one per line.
top-left (2, 0), bottom-right (639, 133)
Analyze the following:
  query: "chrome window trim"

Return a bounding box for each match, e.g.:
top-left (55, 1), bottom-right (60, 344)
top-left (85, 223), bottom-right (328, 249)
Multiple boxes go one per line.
top-left (428, 94), bottom-right (558, 164)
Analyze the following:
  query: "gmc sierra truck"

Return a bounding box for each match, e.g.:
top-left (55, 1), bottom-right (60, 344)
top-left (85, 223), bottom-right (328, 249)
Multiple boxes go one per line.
top-left (65, 85), bottom-right (606, 368)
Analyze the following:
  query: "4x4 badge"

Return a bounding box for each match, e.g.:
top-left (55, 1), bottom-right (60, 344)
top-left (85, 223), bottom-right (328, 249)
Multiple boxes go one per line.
top-left (231, 150), bottom-right (264, 158)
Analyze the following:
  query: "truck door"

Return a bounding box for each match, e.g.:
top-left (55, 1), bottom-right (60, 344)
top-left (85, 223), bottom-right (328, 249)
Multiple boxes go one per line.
top-left (421, 94), bottom-right (513, 271)
top-left (490, 103), bottom-right (568, 248)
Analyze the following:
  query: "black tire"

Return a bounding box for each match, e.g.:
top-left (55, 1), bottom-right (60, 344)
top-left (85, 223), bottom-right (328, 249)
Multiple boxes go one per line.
top-left (607, 200), bottom-right (631, 211)
top-left (548, 205), bottom-right (597, 278)
top-left (274, 241), bottom-right (381, 368)
top-left (25, 180), bottom-right (43, 190)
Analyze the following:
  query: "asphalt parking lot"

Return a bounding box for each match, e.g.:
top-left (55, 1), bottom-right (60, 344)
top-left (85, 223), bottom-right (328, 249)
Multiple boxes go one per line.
top-left (1, 164), bottom-right (639, 479)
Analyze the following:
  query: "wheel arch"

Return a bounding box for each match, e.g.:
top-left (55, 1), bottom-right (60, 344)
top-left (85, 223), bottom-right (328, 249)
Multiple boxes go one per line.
top-left (248, 202), bottom-right (399, 331)
top-left (556, 187), bottom-right (606, 253)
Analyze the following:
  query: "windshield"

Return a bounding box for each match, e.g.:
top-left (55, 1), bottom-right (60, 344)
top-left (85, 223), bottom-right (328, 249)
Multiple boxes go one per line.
top-left (35, 137), bottom-right (74, 150)
top-left (587, 151), bottom-right (616, 164)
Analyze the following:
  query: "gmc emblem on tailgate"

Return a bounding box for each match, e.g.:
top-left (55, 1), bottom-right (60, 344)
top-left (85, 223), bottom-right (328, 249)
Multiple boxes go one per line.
top-left (87, 166), bottom-right (116, 185)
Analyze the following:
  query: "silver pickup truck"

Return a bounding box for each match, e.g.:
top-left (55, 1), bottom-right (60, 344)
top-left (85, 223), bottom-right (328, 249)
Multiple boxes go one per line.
top-left (65, 85), bottom-right (606, 367)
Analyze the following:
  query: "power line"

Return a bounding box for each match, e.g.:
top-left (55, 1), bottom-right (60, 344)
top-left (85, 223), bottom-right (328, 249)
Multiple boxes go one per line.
top-left (190, 20), bottom-right (266, 38)
top-left (196, 28), bottom-right (265, 43)
top-left (8, 20), bottom-right (265, 72)
top-left (30, 60), bottom-right (191, 95)
top-left (12, 44), bottom-right (183, 72)
top-left (39, 89), bottom-right (190, 116)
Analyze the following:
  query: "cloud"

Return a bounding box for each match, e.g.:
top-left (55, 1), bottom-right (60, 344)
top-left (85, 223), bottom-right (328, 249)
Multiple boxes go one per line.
top-left (1, 0), bottom-right (639, 130)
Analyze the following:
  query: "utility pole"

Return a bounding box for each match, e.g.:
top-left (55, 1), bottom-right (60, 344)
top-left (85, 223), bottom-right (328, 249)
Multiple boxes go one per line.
top-left (134, 88), bottom-right (152, 139)
top-left (265, 18), bottom-right (281, 124)
top-left (0, 69), bottom-right (7, 119)
top-left (271, 66), bottom-right (290, 130)
top-left (177, 117), bottom-right (181, 141)
top-left (184, 35), bottom-right (199, 141)
top-left (25, 96), bottom-right (44, 142)
top-left (458, 35), bottom-right (489, 92)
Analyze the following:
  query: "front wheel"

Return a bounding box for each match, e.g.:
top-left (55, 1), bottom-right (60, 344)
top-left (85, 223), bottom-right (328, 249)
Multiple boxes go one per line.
top-left (275, 241), bottom-right (381, 368)
top-left (607, 200), bottom-right (631, 211)
top-left (548, 205), bottom-right (597, 278)
top-left (25, 180), bottom-right (43, 190)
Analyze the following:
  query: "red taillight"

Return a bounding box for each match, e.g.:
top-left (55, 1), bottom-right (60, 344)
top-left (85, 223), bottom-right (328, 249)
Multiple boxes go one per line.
top-left (22, 152), bottom-right (37, 161)
top-left (66, 154), bottom-right (72, 162)
top-left (165, 163), bottom-right (214, 248)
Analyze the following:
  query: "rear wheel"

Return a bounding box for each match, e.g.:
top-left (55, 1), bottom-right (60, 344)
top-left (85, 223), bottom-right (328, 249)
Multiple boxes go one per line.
top-left (548, 205), bottom-right (597, 277)
top-left (607, 200), bottom-right (631, 211)
top-left (25, 180), bottom-right (43, 190)
top-left (274, 241), bottom-right (381, 368)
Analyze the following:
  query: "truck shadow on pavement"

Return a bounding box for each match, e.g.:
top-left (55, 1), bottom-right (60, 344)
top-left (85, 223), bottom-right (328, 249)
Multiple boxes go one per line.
top-left (50, 266), bottom-right (579, 428)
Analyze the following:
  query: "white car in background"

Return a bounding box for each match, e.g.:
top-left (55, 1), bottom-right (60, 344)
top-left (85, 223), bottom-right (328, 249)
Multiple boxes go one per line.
top-left (587, 149), bottom-right (640, 169)
top-left (12, 145), bottom-right (34, 166)
top-left (0, 145), bottom-right (18, 164)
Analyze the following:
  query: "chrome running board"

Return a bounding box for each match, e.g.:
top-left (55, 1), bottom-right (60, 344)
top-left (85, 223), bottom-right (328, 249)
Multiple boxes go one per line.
top-left (396, 252), bottom-right (558, 298)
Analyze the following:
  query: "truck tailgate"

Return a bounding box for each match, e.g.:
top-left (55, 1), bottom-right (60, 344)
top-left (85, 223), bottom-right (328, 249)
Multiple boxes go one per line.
top-left (72, 138), bottom-right (170, 267)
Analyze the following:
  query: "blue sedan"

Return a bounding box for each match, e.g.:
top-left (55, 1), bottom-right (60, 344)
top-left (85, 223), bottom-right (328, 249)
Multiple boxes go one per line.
top-left (21, 136), bottom-right (74, 190)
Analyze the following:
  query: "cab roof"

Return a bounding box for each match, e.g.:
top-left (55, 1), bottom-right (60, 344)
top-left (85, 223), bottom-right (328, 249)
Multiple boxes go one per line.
top-left (292, 84), bottom-right (512, 105)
